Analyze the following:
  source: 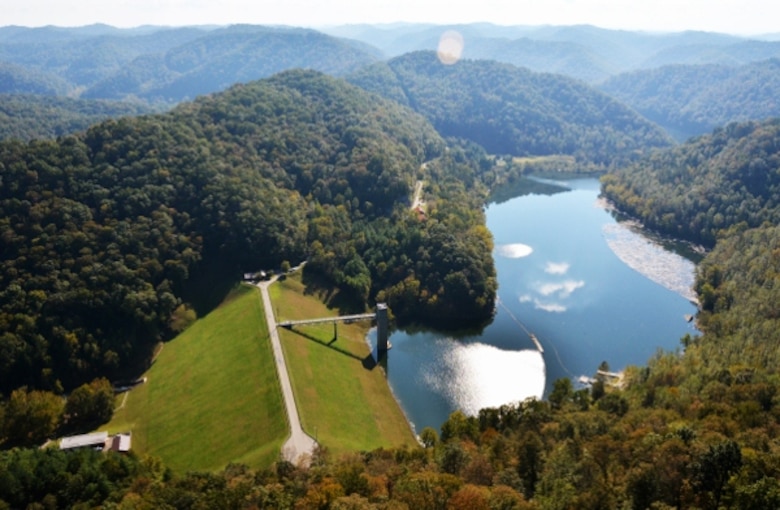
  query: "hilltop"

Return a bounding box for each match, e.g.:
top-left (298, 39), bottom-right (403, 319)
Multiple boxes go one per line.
top-left (325, 23), bottom-right (780, 82)
top-left (602, 117), bottom-right (780, 245)
top-left (0, 69), bottom-right (485, 394)
top-left (600, 58), bottom-right (780, 140)
top-left (349, 51), bottom-right (672, 167)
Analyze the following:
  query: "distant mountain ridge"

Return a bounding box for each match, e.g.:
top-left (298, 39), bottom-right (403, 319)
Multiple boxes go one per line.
top-left (0, 25), bottom-right (380, 103)
top-left (348, 51), bottom-right (672, 166)
top-left (600, 58), bottom-right (780, 141)
top-left (324, 23), bottom-right (780, 82)
top-left (2, 22), bottom-right (779, 143)
top-left (0, 26), bottom-right (209, 91)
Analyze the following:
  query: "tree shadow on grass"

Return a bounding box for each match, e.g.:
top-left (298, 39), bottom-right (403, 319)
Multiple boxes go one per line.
top-left (283, 326), bottom-right (377, 371)
top-left (179, 261), bottom-right (237, 318)
top-left (300, 268), bottom-right (366, 315)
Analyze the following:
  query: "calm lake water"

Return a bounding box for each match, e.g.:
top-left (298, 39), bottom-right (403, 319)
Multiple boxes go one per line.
top-left (371, 176), bottom-right (700, 435)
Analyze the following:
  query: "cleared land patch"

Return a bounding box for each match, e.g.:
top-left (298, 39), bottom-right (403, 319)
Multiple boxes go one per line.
top-left (270, 273), bottom-right (417, 454)
top-left (106, 284), bottom-right (287, 472)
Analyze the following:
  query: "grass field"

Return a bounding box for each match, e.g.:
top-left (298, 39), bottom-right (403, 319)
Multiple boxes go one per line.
top-left (106, 284), bottom-right (287, 472)
top-left (270, 273), bottom-right (417, 454)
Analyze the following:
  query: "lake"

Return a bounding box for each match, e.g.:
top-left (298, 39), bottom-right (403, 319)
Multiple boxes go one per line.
top-left (371, 176), bottom-right (700, 435)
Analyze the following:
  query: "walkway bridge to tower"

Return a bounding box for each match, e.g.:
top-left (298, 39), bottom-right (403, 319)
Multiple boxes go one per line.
top-left (278, 303), bottom-right (390, 352)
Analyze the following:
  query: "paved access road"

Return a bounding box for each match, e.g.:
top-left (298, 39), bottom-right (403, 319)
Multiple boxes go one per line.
top-left (256, 277), bottom-right (317, 465)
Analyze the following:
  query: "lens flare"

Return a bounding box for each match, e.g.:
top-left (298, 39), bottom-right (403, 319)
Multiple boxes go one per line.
top-left (437, 30), bottom-right (464, 65)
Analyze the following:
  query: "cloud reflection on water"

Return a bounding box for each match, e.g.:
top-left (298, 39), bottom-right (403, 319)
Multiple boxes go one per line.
top-left (495, 243), bottom-right (534, 258)
top-left (537, 280), bottom-right (585, 298)
top-left (545, 262), bottom-right (570, 275)
top-left (534, 302), bottom-right (567, 313)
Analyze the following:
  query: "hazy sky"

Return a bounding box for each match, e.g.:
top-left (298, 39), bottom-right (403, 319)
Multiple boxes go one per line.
top-left (3, 0), bottom-right (778, 36)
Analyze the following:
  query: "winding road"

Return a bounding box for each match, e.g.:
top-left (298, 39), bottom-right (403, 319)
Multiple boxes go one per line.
top-left (256, 276), bottom-right (317, 465)
top-left (412, 179), bottom-right (425, 210)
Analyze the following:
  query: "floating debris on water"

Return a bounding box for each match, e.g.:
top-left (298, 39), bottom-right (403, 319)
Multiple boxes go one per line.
top-left (601, 221), bottom-right (699, 304)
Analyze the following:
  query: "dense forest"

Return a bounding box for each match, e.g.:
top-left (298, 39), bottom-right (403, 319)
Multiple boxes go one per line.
top-left (602, 118), bottom-right (780, 246)
top-left (5, 122), bottom-right (780, 507)
top-left (348, 52), bottom-right (672, 167)
top-left (0, 25), bottom-right (379, 103)
top-left (600, 59), bottom-right (780, 140)
top-left (0, 25), bottom-right (206, 95)
top-left (5, 23), bottom-right (780, 144)
top-left (0, 70), bottom-right (501, 399)
top-left (4, 22), bottom-right (780, 509)
top-left (0, 94), bottom-right (162, 142)
top-left (4, 258), bottom-right (780, 509)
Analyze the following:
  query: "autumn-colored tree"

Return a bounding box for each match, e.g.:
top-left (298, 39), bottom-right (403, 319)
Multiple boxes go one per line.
top-left (62, 377), bottom-right (115, 433)
top-left (448, 484), bottom-right (490, 510)
top-left (1, 387), bottom-right (63, 447)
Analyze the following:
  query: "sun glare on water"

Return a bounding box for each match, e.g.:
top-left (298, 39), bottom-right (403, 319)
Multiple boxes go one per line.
top-left (424, 340), bottom-right (546, 415)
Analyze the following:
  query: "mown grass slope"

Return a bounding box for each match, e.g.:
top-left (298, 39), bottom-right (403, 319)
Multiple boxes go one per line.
top-left (271, 273), bottom-right (417, 454)
top-left (106, 284), bottom-right (287, 472)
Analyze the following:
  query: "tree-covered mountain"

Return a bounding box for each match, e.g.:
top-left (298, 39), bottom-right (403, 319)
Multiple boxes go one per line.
top-left (83, 25), bottom-right (381, 102)
top-left (465, 37), bottom-right (614, 83)
top-left (600, 58), bottom-right (780, 140)
top-left (326, 23), bottom-right (780, 82)
top-left (349, 51), bottom-right (673, 167)
top-left (0, 26), bottom-right (207, 93)
top-left (5, 23), bottom-right (778, 103)
top-left (602, 118), bottom-right (780, 246)
top-left (4, 24), bottom-right (780, 510)
top-left (0, 69), bottom-right (500, 395)
top-left (0, 94), bottom-right (163, 141)
top-left (326, 23), bottom-right (617, 82)
top-left (0, 61), bottom-right (72, 96)
top-left (599, 114), bottom-right (780, 388)
top-left (0, 25), bottom-right (380, 103)
top-left (641, 39), bottom-right (780, 69)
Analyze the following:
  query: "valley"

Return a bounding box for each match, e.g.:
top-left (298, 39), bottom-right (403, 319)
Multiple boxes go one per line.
top-left (2, 19), bottom-right (780, 510)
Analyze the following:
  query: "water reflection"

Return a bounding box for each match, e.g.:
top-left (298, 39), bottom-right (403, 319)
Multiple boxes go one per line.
top-left (495, 243), bottom-right (534, 258)
top-left (375, 175), bottom-right (699, 434)
top-left (366, 327), bottom-right (546, 434)
top-left (421, 340), bottom-right (545, 416)
top-left (489, 176), bottom-right (569, 204)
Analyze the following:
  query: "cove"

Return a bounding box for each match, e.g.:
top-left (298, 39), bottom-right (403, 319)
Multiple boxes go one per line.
top-left (372, 176), bottom-right (700, 435)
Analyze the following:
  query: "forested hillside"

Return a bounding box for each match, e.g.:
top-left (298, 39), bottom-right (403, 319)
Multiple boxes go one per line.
top-left (327, 23), bottom-right (780, 82)
top-left (600, 58), bottom-right (780, 140)
top-left (0, 94), bottom-right (161, 141)
top-left (602, 118), bottom-right (780, 246)
top-left (6, 123), bottom-right (780, 510)
top-left (0, 25), bottom-right (206, 94)
top-left (349, 51), bottom-right (672, 167)
top-left (0, 70), bottom-right (497, 397)
top-left (0, 25), bottom-right (379, 103)
top-left (695, 224), bottom-right (780, 370)
top-left (6, 246), bottom-right (780, 509)
top-left (5, 23), bottom-right (780, 510)
top-left (0, 61), bottom-right (72, 96)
